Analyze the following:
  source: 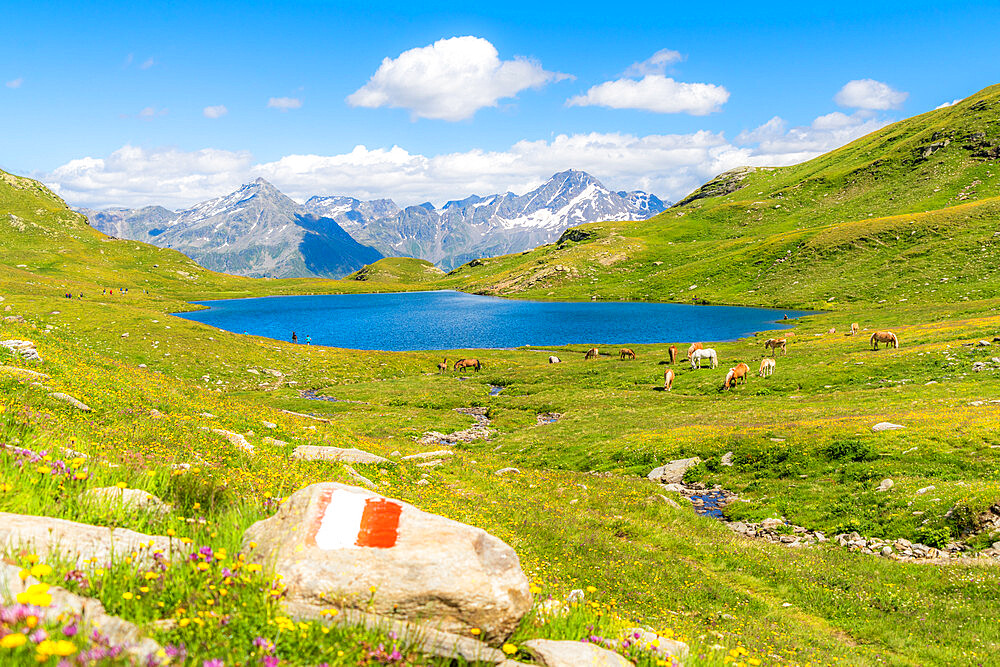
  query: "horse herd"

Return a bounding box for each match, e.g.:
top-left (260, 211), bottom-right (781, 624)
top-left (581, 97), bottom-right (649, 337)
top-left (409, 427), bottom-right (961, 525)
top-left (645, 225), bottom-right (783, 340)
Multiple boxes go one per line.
top-left (435, 324), bottom-right (900, 393)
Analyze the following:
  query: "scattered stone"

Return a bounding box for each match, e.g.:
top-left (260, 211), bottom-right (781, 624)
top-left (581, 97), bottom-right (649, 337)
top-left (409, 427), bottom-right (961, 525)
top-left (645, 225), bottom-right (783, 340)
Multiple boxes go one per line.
top-left (415, 479), bottom-right (430, 486)
top-left (647, 457), bottom-right (701, 484)
top-left (917, 485), bottom-right (936, 495)
top-left (80, 487), bottom-right (172, 515)
top-left (624, 628), bottom-right (689, 659)
top-left (872, 422), bottom-right (904, 432)
top-left (977, 340), bottom-right (991, 347)
top-left (342, 464), bottom-right (376, 488)
top-left (242, 482), bottom-right (532, 638)
top-left (402, 450), bottom-right (455, 461)
top-left (0, 512), bottom-right (180, 567)
top-left (415, 459), bottom-right (444, 468)
top-left (525, 639), bottom-right (632, 667)
top-left (0, 563), bottom-right (161, 660)
top-left (0, 339), bottom-right (41, 361)
top-left (876, 479), bottom-right (894, 492)
top-left (0, 364), bottom-right (48, 380)
top-left (4, 315), bottom-right (25, 324)
top-left (202, 427), bottom-right (254, 453)
top-left (419, 407), bottom-right (494, 445)
top-left (720, 451), bottom-right (734, 467)
top-left (495, 467), bottom-right (520, 476)
top-left (657, 494), bottom-right (681, 508)
top-left (291, 445), bottom-right (391, 465)
top-left (389, 450), bottom-right (401, 457)
top-left (121, 332), bottom-right (129, 338)
top-left (262, 421), bottom-right (277, 429)
top-left (263, 437), bottom-right (288, 446)
top-left (48, 392), bottom-right (91, 411)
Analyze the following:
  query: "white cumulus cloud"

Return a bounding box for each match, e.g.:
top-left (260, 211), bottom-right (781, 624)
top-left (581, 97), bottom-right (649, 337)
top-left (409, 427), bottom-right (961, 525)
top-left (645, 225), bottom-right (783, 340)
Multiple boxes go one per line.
top-left (834, 79), bottom-right (908, 110)
top-left (347, 36), bottom-right (568, 121)
top-left (567, 75), bottom-right (729, 115)
top-left (735, 111), bottom-right (891, 165)
top-left (6, 78), bottom-right (23, 89)
top-left (268, 97), bottom-right (302, 111)
top-left (624, 49), bottom-right (684, 77)
top-left (935, 99), bottom-right (961, 110)
top-left (203, 105), bottom-right (228, 119)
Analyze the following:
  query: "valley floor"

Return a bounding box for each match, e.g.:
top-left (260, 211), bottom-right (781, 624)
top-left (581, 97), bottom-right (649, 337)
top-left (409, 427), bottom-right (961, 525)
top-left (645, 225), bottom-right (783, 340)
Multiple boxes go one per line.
top-left (2, 264), bottom-right (1000, 665)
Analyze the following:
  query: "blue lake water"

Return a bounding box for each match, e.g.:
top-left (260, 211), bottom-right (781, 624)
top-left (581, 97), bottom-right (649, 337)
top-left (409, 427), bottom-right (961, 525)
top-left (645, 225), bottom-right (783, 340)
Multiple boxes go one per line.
top-left (176, 290), bottom-right (813, 351)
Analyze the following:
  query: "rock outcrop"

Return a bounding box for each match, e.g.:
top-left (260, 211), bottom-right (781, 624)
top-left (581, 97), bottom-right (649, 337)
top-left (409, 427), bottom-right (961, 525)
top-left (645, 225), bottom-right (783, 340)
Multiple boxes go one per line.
top-left (292, 445), bottom-right (391, 465)
top-left (647, 457), bottom-right (701, 485)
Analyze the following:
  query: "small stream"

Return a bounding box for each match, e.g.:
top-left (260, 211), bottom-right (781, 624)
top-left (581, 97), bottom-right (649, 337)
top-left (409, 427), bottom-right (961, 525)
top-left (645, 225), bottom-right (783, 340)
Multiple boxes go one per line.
top-left (489, 385), bottom-right (505, 396)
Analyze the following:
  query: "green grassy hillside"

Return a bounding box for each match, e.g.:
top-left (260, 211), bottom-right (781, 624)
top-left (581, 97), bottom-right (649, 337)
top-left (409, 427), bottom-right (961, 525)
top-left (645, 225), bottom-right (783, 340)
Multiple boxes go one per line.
top-left (346, 257), bottom-right (446, 284)
top-left (441, 84), bottom-right (1000, 309)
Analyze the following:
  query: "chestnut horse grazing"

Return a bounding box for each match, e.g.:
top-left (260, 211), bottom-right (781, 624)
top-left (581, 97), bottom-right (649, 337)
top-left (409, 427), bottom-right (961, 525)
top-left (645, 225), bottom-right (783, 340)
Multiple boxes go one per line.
top-left (851, 322), bottom-right (859, 335)
top-left (584, 347), bottom-right (600, 360)
top-left (870, 331), bottom-right (899, 350)
top-left (454, 358), bottom-right (482, 372)
top-left (724, 362), bottom-right (751, 390)
top-left (620, 348), bottom-right (636, 360)
top-left (687, 342), bottom-right (704, 359)
top-left (764, 338), bottom-right (787, 356)
top-left (437, 358), bottom-right (448, 373)
top-left (690, 348), bottom-right (718, 369)
top-left (758, 357), bottom-right (775, 377)
top-left (663, 369), bottom-right (675, 391)
top-left (668, 345), bottom-right (678, 364)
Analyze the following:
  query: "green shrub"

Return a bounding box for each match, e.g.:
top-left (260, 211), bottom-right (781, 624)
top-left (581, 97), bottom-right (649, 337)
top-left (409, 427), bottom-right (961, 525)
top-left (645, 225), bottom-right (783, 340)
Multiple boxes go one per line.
top-left (915, 525), bottom-right (951, 548)
top-left (821, 437), bottom-right (878, 462)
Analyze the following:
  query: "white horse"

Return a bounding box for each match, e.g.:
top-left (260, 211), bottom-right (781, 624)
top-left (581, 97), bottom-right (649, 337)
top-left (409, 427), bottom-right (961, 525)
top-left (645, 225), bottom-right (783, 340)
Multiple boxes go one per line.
top-left (758, 357), bottom-right (775, 377)
top-left (548, 356), bottom-right (561, 364)
top-left (690, 348), bottom-right (718, 369)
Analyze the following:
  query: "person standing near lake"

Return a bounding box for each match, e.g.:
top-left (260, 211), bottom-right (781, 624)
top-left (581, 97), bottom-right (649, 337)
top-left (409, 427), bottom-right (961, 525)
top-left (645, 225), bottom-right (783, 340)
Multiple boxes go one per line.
top-left (292, 331), bottom-right (298, 344)
top-left (306, 335), bottom-right (311, 345)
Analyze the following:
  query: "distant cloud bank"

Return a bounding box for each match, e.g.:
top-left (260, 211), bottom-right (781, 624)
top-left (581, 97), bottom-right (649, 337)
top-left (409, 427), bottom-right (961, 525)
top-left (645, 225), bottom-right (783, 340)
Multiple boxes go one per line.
top-left (835, 79), bottom-right (908, 110)
top-left (44, 109), bottom-right (889, 210)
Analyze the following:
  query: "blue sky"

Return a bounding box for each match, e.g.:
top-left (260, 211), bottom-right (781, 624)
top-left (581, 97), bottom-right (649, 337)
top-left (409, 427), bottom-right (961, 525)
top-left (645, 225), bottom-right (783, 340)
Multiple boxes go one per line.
top-left (2, 0), bottom-right (998, 208)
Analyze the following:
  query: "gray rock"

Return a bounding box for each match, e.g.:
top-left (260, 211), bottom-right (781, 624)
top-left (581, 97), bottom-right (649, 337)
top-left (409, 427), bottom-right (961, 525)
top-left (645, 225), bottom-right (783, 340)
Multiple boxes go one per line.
top-left (0, 563), bottom-right (161, 659)
top-left (872, 422), bottom-right (904, 432)
top-left (402, 449), bottom-right (455, 461)
top-left (0, 512), bottom-right (180, 568)
top-left (917, 485), bottom-right (936, 495)
top-left (48, 392), bottom-right (91, 411)
top-left (291, 445), bottom-right (391, 465)
top-left (720, 451), bottom-right (734, 467)
top-left (876, 479), bottom-right (894, 492)
top-left (241, 482), bottom-right (532, 639)
top-left (524, 639), bottom-right (633, 667)
top-left (0, 339), bottom-right (41, 362)
top-left (342, 464), bottom-right (376, 489)
top-left (647, 457), bottom-right (701, 484)
top-left (623, 628), bottom-right (689, 659)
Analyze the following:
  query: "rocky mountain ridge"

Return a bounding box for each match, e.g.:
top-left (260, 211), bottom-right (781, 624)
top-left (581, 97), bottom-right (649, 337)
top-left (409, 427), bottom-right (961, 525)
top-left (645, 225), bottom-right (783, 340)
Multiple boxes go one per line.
top-left (81, 171), bottom-right (667, 275)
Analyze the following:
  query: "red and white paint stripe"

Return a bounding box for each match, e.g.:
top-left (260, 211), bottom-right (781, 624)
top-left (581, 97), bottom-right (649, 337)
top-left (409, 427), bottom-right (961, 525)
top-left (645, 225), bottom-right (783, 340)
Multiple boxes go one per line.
top-left (307, 489), bottom-right (402, 550)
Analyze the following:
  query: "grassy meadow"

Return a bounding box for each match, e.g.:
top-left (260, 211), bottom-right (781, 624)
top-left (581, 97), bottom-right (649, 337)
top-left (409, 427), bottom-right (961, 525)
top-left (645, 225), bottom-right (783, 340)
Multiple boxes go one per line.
top-left (3, 83), bottom-right (1000, 666)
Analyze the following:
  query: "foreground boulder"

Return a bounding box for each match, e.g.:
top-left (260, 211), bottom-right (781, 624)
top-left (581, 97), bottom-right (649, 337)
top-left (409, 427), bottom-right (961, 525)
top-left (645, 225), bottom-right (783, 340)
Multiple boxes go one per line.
top-left (48, 391), bottom-right (92, 411)
top-left (0, 563), bottom-right (160, 659)
top-left (0, 512), bottom-right (180, 567)
top-left (872, 422), bottom-right (904, 432)
top-left (292, 445), bottom-right (391, 465)
top-left (647, 457), bottom-right (701, 484)
top-left (524, 639), bottom-right (633, 667)
top-left (242, 482), bottom-right (532, 638)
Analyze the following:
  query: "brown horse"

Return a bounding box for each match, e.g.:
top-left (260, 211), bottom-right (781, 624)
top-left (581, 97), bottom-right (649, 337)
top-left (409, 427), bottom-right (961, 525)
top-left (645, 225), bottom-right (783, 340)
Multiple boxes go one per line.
top-left (437, 358), bottom-right (448, 373)
top-left (584, 347), bottom-right (600, 360)
top-left (723, 362), bottom-right (751, 390)
top-left (663, 369), bottom-right (675, 391)
top-left (764, 338), bottom-right (786, 356)
top-left (870, 331), bottom-right (899, 350)
top-left (687, 342), bottom-right (703, 360)
top-left (454, 358), bottom-right (482, 372)
top-left (668, 344), bottom-right (678, 364)
top-left (620, 348), bottom-right (636, 360)
top-left (851, 322), bottom-right (859, 335)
